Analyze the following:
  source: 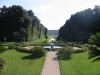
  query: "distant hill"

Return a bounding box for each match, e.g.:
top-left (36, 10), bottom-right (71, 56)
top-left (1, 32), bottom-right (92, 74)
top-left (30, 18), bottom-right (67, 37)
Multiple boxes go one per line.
top-left (47, 30), bottom-right (58, 36)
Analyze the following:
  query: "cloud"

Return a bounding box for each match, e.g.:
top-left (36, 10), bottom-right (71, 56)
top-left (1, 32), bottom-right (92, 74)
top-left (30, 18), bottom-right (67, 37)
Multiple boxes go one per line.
top-left (31, 0), bottom-right (100, 30)
top-left (32, 4), bottom-right (64, 29)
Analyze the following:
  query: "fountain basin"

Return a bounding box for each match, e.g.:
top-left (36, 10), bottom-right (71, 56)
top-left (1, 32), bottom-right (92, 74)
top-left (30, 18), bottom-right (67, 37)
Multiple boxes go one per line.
top-left (43, 46), bottom-right (62, 49)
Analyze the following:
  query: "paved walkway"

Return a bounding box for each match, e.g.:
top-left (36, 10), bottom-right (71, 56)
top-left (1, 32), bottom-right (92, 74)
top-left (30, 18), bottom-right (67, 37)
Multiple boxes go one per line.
top-left (41, 51), bottom-right (61, 75)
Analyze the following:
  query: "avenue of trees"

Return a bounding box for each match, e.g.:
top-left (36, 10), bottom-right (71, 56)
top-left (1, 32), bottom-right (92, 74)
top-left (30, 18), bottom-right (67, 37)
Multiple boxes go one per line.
top-left (0, 5), bottom-right (47, 42)
top-left (59, 5), bottom-right (100, 43)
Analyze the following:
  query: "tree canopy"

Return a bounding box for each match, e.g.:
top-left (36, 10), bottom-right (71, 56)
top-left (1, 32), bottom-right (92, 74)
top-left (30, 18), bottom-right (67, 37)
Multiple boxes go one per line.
top-left (59, 5), bottom-right (100, 43)
top-left (0, 5), bottom-right (47, 42)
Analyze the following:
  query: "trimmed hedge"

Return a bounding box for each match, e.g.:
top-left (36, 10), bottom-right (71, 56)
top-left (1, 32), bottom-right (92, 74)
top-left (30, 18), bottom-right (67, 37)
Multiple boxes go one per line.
top-left (57, 46), bottom-right (72, 60)
top-left (30, 46), bottom-right (46, 58)
top-left (72, 45), bottom-right (88, 53)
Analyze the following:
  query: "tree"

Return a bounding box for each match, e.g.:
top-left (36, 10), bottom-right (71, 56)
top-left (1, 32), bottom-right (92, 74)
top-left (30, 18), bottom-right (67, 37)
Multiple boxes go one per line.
top-left (19, 28), bottom-right (28, 42)
top-left (59, 6), bottom-right (100, 43)
top-left (44, 28), bottom-right (48, 36)
top-left (88, 32), bottom-right (100, 62)
top-left (0, 5), bottom-right (47, 42)
top-left (13, 32), bottom-right (20, 42)
top-left (45, 36), bottom-right (48, 42)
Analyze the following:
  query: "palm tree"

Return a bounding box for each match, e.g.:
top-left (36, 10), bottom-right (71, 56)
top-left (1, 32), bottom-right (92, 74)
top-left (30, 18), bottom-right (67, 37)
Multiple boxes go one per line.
top-left (0, 45), bottom-right (6, 73)
top-left (88, 32), bottom-right (100, 62)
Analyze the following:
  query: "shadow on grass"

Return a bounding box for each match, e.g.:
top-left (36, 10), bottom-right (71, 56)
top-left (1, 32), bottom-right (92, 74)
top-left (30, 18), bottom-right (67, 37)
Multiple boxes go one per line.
top-left (58, 56), bottom-right (72, 61)
top-left (22, 55), bottom-right (42, 60)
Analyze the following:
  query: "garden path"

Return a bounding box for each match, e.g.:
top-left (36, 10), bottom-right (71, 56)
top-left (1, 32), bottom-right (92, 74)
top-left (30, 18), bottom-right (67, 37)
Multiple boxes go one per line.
top-left (41, 51), bottom-right (61, 75)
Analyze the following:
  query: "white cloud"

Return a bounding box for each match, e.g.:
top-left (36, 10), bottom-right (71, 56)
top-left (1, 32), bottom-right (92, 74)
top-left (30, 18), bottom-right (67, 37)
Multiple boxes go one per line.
top-left (31, 0), bottom-right (100, 30)
top-left (32, 4), bottom-right (64, 30)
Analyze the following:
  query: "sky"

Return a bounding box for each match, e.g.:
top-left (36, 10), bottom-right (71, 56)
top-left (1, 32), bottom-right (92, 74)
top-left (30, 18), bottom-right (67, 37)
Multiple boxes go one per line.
top-left (0, 0), bottom-right (100, 30)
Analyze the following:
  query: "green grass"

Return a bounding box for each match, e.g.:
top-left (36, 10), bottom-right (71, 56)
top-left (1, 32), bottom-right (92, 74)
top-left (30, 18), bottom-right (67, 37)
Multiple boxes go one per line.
top-left (0, 49), bottom-right (45, 75)
top-left (33, 36), bottom-right (51, 43)
top-left (24, 36), bottom-right (51, 45)
top-left (59, 51), bottom-right (100, 75)
top-left (0, 36), bottom-right (51, 45)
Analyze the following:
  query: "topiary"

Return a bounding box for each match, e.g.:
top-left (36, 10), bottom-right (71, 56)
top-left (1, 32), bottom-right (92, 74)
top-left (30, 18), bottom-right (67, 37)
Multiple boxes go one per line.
top-left (56, 46), bottom-right (72, 60)
top-left (30, 46), bottom-right (46, 58)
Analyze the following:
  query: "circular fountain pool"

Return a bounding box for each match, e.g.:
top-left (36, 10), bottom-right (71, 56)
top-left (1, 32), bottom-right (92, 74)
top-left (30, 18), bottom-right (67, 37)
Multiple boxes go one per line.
top-left (43, 46), bottom-right (62, 49)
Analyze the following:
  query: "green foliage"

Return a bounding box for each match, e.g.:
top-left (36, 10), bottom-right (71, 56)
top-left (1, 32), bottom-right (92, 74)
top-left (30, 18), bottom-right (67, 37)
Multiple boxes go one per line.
top-left (30, 46), bottom-right (46, 58)
top-left (72, 45), bottom-right (88, 53)
top-left (57, 46), bottom-right (72, 60)
top-left (83, 44), bottom-right (90, 47)
top-left (89, 32), bottom-right (100, 47)
top-left (59, 6), bottom-right (100, 43)
top-left (13, 32), bottom-right (20, 42)
top-left (18, 17), bottom-right (24, 24)
top-left (45, 36), bottom-right (48, 42)
top-left (0, 45), bottom-right (6, 53)
top-left (55, 42), bottom-right (66, 47)
top-left (88, 32), bottom-right (100, 61)
top-left (0, 5), bottom-right (47, 42)
top-left (19, 28), bottom-right (28, 41)
top-left (56, 36), bottom-right (60, 41)
top-left (88, 45), bottom-right (100, 62)
top-left (73, 44), bottom-right (81, 48)
top-left (33, 37), bottom-right (49, 43)
top-left (0, 45), bottom-right (6, 73)
top-left (16, 47), bottom-right (31, 53)
top-left (13, 28), bottom-right (28, 42)
top-left (8, 44), bottom-right (16, 49)
top-left (0, 58), bottom-right (6, 73)
top-left (8, 43), bottom-right (23, 49)
top-left (16, 44), bottom-right (31, 53)
top-left (0, 49), bottom-right (45, 75)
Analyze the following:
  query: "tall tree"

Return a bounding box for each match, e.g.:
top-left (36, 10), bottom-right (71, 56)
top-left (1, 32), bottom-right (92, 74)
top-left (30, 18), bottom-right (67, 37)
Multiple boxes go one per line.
top-left (0, 5), bottom-right (48, 42)
top-left (59, 5), bottom-right (100, 43)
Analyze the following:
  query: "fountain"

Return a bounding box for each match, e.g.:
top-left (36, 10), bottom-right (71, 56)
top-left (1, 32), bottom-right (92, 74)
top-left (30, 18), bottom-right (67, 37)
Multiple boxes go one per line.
top-left (43, 36), bottom-right (62, 50)
top-left (50, 42), bottom-right (54, 50)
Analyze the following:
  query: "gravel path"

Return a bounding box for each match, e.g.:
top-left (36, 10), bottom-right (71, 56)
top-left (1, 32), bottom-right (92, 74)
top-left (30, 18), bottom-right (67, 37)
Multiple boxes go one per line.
top-left (41, 51), bottom-right (61, 75)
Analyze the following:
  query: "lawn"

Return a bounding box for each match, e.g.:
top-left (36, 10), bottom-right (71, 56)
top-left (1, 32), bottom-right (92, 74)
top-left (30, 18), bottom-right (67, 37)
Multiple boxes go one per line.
top-left (59, 51), bottom-right (100, 75)
top-left (0, 49), bottom-right (45, 75)
top-left (32, 36), bottom-right (51, 43)
top-left (0, 36), bottom-right (51, 45)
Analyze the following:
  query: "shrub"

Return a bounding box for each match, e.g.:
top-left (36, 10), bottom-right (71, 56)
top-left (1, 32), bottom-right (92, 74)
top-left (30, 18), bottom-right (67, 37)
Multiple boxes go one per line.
top-left (16, 47), bottom-right (31, 53)
top-left (74, 44), bottom-right (82, 48)
top-left (72, 45), bottom-right (88, 53)
top-left (8, 44), bottom-right (16, 49)
top-left (16, 44), bottom-right (31, 53)
top-left (54, 43), bottom-right (66, 46)
top-left (0, 45), bottom-right (6, 73)
top-left (22, 44), bottom-right (29, 47)
top-left (88, 45), bottom-right (100, 62)
top-left (0, 45), bottom-right (6, 53)
top-left (56, 46), bottom-right (72, 60)
top-left (0, 57), bottom-right (6, 73)
top-left (30, 46), bottom-right (46, 58)
top-left (8, 43), bottom-right (24, 49)
top-left (83, 44), bottom-right (90, 47)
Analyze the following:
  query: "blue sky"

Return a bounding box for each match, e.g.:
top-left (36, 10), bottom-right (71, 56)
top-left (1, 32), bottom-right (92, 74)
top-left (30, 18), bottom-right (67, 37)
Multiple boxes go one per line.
top-left (0, 0), bottom-right (100, 30)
